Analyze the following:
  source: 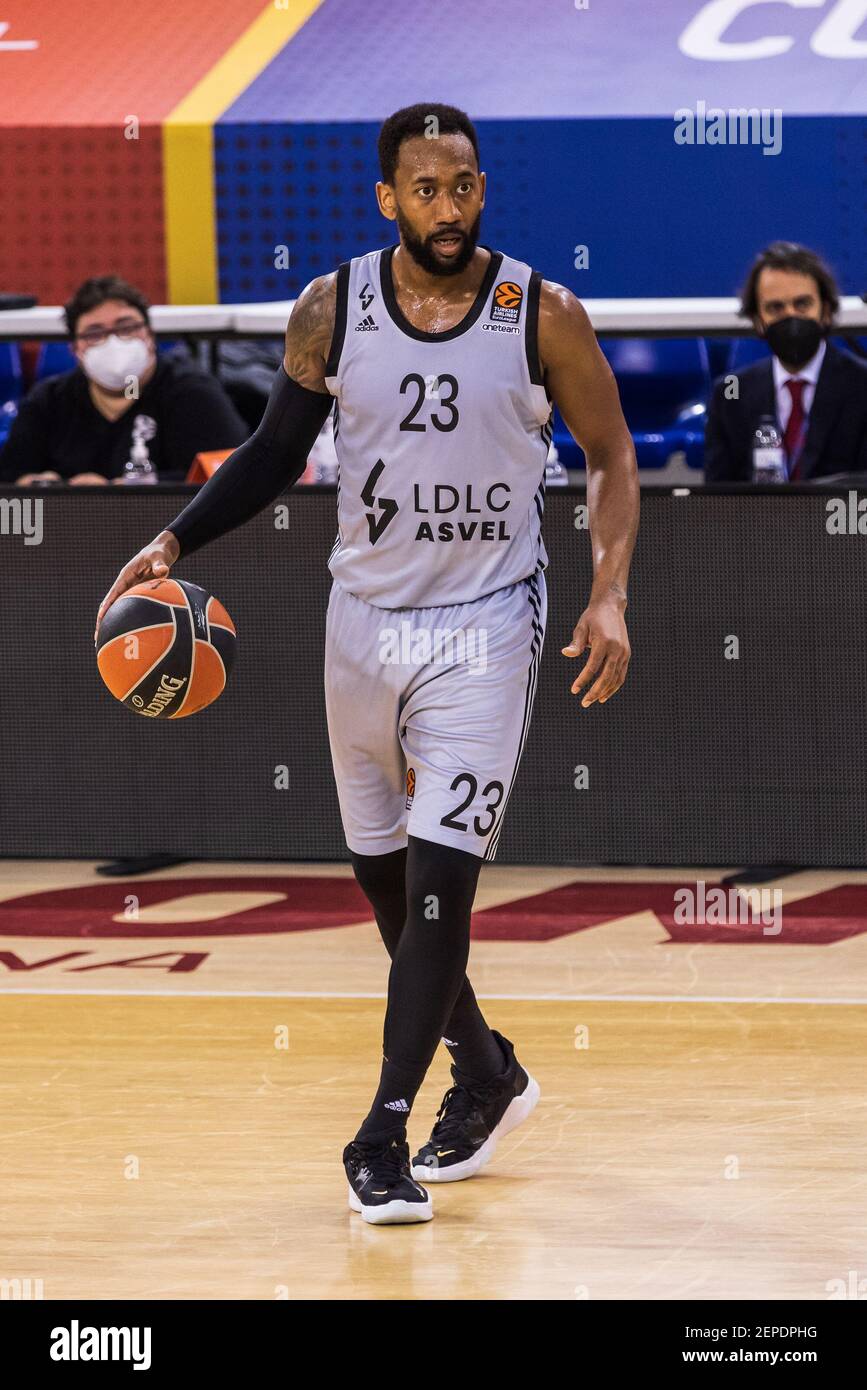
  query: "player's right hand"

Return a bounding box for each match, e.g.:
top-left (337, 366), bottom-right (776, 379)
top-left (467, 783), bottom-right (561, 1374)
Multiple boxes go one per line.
top-left (94, 529), bottom-right (180, 643)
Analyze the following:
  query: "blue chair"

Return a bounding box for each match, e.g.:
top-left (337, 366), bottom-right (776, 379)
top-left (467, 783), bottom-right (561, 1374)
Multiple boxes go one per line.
top-left (0, 343), bottom-right (22, 451)
top-left (34, 340), bottom-right (77, 380)
top-left (605, 337), bottom-right (711, 469)
top-left (0, 399), bottom-right (17, 449)
top-left (0, 342), bottom-right (22, 401)
top-left (603, 338), bottom-right (709, 425)
top-left (705, 337), bottom-right (736, 379)
top-left (724, 337), bottom-right (771, 373)
top-left (551, 337), bottom-right (713, 470)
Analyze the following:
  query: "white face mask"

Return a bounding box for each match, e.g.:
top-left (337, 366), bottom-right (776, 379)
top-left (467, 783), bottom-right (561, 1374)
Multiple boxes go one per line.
top-left (82, 334), bottom-right (151, 392)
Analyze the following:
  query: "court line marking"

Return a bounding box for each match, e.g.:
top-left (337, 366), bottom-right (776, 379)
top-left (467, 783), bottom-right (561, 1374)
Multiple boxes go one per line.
top-left (2, 989), bottom-right (866, 1005)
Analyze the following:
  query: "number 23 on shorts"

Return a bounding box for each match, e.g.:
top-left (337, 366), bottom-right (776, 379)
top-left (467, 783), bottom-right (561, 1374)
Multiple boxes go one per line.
top-left (440, 773), bottom-right (504, 836)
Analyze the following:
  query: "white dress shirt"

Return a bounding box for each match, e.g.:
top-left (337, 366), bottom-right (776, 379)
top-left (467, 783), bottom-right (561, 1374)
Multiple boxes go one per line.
top-left (772, 339), bottom-right (826, 431)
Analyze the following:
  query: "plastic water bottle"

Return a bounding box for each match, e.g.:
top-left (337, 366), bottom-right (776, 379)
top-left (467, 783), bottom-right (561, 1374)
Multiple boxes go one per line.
top-left (752, 417), bottom-right (787, 485)
top-left (543, 438), bottom-right (568, 487)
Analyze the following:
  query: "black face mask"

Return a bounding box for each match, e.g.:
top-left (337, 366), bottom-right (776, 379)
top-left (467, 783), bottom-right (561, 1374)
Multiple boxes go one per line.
top-left (762, 315), bottom-right (825, 369)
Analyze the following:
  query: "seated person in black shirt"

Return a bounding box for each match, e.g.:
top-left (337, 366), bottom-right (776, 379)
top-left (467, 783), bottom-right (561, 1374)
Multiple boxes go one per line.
top-left (0, 274), bottom-right (248, 485)
top-left (704, 242), bottom-right (867, 482)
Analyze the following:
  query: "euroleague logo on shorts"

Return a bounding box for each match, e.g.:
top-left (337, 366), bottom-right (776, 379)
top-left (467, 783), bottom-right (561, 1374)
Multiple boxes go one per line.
top-left (405, 767), bottom-right (416, 810)
top-left (490, 281), bottom-right (523, 324)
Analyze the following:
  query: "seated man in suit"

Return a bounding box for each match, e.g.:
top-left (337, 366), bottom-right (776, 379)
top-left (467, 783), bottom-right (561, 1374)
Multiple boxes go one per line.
top-left (704, 242), bottom-right (867, 482)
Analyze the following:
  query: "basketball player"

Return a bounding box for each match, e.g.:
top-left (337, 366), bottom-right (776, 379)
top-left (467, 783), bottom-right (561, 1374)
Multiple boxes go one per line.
top-left (95, 104), bottom-right (639, 1225)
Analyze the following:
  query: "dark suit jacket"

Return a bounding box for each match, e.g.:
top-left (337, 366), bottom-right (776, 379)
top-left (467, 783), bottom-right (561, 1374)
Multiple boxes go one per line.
top-left (704, 344), bottom-right (867, 481)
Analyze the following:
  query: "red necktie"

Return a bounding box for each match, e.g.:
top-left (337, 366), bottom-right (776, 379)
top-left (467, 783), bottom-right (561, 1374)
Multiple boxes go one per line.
top-left (783, 378), bottom-right (806, 480)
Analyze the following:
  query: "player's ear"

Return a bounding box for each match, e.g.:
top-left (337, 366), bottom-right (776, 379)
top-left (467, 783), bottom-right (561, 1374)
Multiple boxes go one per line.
top-left (375, 181), bottom-right (397, 222)
top-left (478, 170), bottom-right (486, 207)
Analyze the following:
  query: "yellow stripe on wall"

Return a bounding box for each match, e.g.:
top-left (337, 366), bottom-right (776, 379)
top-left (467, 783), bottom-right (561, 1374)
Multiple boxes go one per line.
top-left (163, 0), bottom-right (325, 304)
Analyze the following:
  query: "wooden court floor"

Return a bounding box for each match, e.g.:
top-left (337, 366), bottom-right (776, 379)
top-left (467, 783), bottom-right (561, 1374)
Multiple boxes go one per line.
top-left (1, 860), bottom-right (865, 1300)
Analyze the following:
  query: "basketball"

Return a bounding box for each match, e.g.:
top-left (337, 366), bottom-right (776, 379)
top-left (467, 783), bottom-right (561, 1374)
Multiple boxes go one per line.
top-left (95, 577), bottom-right (236, 718)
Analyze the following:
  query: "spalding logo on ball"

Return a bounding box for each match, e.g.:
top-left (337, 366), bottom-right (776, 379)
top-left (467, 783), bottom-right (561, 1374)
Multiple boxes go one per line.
top-left (96, 578), bottom-right (236, 718)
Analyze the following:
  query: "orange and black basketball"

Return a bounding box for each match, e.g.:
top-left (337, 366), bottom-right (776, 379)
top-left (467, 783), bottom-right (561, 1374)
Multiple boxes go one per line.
top-left (96, 578), bottom-right (236, 718)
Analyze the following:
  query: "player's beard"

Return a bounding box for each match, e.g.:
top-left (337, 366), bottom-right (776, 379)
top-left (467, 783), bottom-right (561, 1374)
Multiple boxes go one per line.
top-left (396, 209), bottom-right (482, 277)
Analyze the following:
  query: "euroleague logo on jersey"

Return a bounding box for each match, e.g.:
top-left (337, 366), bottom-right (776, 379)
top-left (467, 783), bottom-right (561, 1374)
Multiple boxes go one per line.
top-left (490, 281), bottom-right (523, 323)
top-left (484, 280), bottom-right (523, 333)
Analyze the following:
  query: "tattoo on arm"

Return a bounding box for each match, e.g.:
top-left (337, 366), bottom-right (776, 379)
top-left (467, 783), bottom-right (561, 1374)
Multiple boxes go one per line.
top-left (283, 274), bottom-right (337, 393)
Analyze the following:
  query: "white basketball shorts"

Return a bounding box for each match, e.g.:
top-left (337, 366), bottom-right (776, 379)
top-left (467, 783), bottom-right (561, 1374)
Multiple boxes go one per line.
top-left (323, 571), bottom-right (546, 861)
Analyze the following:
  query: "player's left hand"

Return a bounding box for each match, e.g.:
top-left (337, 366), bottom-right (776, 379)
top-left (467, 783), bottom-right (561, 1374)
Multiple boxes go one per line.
top-left (562, 597), bottom-right (630, 707)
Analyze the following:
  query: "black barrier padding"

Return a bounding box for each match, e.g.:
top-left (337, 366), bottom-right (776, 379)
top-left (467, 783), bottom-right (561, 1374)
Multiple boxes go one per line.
top-left (1, 487), bottom-right (865, 866)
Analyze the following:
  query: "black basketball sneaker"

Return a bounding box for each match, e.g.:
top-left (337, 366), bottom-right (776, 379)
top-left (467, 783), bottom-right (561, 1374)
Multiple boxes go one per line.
top-left (411, 1031), bottom-right (540, 1182)
top-left (344, 1135), bottom-right (433, 1224)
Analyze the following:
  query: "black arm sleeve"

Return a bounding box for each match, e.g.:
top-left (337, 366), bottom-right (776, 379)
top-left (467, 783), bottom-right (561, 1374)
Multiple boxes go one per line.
top-left (165, 365), bottom-right (334, 558)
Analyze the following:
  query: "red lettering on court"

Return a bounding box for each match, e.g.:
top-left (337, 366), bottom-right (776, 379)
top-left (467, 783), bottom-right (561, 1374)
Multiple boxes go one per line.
top-left (0, 949), bottom-right (207, 974)
top-left (0, 950), bottom-right (91, 970)
top-left (0, 877), bottom-right (864, 944)
top-left (472, 882), bottom-right (867, 944)
top-left (68, 951), bottom-right (208, 972)
top-left (0, 877), bottom-right (372, 938)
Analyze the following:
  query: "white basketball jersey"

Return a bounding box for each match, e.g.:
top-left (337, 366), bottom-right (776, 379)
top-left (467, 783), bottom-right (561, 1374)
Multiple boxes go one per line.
top-left (323, 245), bottom-right (552, 608)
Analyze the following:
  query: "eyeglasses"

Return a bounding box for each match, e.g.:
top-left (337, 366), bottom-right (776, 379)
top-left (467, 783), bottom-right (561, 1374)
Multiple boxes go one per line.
top-left (74, 319), bottom-right (148, 347)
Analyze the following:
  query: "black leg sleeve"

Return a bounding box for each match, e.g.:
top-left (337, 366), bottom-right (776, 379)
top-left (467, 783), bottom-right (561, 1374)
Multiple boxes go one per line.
top-left (350, 845), bottom-right (505, 1083)
top-left (355, 836), bottom-right (488, 1141)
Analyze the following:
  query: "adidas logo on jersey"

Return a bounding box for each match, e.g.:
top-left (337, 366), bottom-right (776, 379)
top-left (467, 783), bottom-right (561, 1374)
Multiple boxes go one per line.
top-left (355, 314), bottom-right (379, 331)
top-left (384, 1098), bottom-right (409, 1112)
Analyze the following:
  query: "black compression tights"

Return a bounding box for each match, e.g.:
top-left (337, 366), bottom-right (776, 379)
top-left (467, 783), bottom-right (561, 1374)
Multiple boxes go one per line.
top-left (351, 837), bottom-right (506, 1142)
